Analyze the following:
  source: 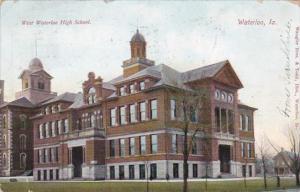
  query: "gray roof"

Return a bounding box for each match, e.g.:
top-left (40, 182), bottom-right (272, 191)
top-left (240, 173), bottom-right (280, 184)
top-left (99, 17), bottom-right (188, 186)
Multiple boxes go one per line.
top-left (68, 93), bottom-right (84, 109)
top-left (0, 97), bottom-right (35, 108)
top-left (42, 92), bottom-right (78, 105)
top-left (112, 60), bottom-right (230, 90)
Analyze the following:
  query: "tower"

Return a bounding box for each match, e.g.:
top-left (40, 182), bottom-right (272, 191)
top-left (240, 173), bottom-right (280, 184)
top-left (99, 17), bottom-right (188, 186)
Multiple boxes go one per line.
top-left (122, 30), bottom-right (154, 78)
top-left (15, 57), bottom-right (57, 104)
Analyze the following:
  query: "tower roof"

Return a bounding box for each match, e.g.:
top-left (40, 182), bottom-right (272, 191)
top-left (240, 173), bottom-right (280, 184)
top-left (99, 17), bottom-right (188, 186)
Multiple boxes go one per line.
top-left (130, 29), bottom-right (145, 42)
top-left (29, 57), bottom-right (44, 71)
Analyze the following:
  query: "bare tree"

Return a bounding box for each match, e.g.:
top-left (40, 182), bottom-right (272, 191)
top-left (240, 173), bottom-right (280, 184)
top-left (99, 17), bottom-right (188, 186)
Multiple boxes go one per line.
top-left (257, 134), bottom-right (271, 190)
top-left (167, 84), bottom-right (209, 192)
top-left (269, 127), bottom-right (300, 186)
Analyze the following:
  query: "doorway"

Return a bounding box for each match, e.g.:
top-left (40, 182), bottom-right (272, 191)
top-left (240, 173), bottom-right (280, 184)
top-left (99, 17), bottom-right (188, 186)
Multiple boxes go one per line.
top-left (72, 146), bottom-right (83, 178)
top-left (219, 145), bottom-right (231, 173)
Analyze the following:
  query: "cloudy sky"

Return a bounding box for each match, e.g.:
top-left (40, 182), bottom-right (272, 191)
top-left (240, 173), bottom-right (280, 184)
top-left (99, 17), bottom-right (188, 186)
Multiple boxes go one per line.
top-left (0, 1), bottom-right (299, 150)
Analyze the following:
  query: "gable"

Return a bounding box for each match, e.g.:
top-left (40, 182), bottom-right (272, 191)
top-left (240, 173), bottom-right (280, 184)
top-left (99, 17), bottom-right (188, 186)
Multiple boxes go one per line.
top-left (30, 69), bottom-right (53, 79)
top-left (213, 62), bottom-right (243, 89)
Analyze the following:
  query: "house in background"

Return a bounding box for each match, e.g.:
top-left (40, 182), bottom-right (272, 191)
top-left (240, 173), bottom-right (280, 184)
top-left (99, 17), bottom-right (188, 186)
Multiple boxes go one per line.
top-left (0, 30), bottom-right (257, 180)
top-left (273, 149), bottom-right (294, 176)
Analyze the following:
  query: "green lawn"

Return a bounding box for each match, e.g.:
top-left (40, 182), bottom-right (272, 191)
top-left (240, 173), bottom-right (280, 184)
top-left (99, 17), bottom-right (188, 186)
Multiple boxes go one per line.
top-left (0, 178), bottom-right (299, 192)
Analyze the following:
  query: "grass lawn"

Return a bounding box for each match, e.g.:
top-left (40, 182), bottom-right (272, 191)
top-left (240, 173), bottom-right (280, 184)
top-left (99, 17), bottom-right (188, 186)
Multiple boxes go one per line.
top-left (0, 178), bottom-right (299, 192)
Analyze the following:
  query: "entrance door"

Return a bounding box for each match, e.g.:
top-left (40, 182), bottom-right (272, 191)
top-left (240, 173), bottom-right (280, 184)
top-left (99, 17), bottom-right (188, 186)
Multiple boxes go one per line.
top-left (219, 145), bottom-right (231, 173)
top-left (72, 147), bottom-right (83, 178)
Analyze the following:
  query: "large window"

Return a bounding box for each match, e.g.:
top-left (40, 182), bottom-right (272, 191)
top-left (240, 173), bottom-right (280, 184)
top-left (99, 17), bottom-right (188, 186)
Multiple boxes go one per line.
top-left (241, 143), bottom-right (246, 158)
top-left (139, 102), bottom-right (146, 121)
top-left (150, 163), bottom-right (157, 179)
top-left (129, 138), bottom-right (135, 155)
top-left (110, 140), bottom-right (115, 157)
top-left (129, 165), bottom-right (135, 179)
top-left (20, 153), bottom-right (26, 169)
top-left (173, 163), bottom-right (179, 178)
top-left (228, 110), bottom-right (234, 134)
top-left (140, 136), bottom-right (146, 155)
top-left (119, 106), bottom-right (126, 125)
top-left (215, 107), bottom-right (220, 132)
top-left (119, 139), bottom-right (125, 157)
top-left (110, 108), bottom-right (116, 126)
top-left (20, 115), bottom-right (27, 129)
top-left (240, 114), bottom-right (243, 130)
top-left (129, 84), bottom-right (135, 94)
top-left (139, 164), bottom-right (145, 179)
top-left (192, 140), bottom-right (197, 155)
top-left (129, 104), bottom-right (136, 123)
top-left (221, 108), bottom-right (227, 132)
top-left (151, 135), bottom-right (158, 154)
top-left (170, 99), bottom-right (176, 120)
top-left (171, 134), bottom-right (177, 153)
top-left (150, 99), bottom-right (157, 119)
top-left (190, 107), bottom-right (197, 122)
top-left (245, 115), bottom-right (249, 131)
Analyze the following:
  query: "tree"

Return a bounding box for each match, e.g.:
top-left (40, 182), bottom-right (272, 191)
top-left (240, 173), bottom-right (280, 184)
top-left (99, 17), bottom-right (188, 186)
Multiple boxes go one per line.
top-left (167, 83), bottom-right (209, 192)
top-left (257, 134), bottom-right (272, 190)
top-left (269, 127), bottom-right (300, 186)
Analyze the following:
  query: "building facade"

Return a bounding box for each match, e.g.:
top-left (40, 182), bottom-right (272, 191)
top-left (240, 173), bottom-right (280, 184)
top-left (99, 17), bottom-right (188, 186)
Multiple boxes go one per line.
top-left (0, 30), bottom-right (256, 180)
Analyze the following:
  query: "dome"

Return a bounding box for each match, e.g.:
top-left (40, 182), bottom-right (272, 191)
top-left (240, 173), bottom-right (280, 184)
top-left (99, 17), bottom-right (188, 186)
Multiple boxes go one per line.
top-left (130, 29), bottom-right (145, 42)
top-left (29, 57), bottom-right (44, 71)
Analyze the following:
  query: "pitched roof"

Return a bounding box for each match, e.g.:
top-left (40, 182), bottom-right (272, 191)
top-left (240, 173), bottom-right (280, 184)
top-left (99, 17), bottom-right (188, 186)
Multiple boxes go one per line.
top-left (68, 93), bottom-right (84, 109)
top-left (0, 97), bottom-right (35, 108)
top-left (41, 92), bottom-right (78, 105)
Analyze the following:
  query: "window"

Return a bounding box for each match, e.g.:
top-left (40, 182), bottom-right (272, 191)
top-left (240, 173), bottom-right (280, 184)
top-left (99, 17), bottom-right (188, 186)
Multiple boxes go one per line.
top-left (45, 148), bottom-right (49, 163)
top-left (245, 115), bottom-right (249, 131)
top-left (221, 108), bottom-right (227, 132)
top-left (139, 164), bottom-right (145, 179)
top-left (64, 119), bottom-right (69, 133)
top-left (20, 115), bottom-right (27, 129)
top-left (88, 87), bottom-right (96, 104)
top-left (45, 123), bottom-right (49, 138)
top-left (139, 102), bottom-right (146, 121)
top-left (139, 81), bottom-right (145, 91)
top-left (48, 122), bottom-right (52, 137)
top-left (56, 169), bottom-right (59, 180)
top-left (49, 170), bottom-right (53, 180)
top-left (43, 170), bottom-right (47, 181)
top-left (241, 143), bottom-right (246, 158)
top-left (193, 164), bottom-right (198, 178)
top-left (248, 116), bottom-right (252, 131)
top-left (249, 165), bottom-right (252, 177)
top-left (150, 163), bottom-right (157, 179)
top-left (2, 115), bottom-right (7, 129)
top-left (151, 135), bottom-right (158, 154)
top-left (129, 84), bottom-right (135, 94)
top-left (38, 149), bottom-right (42, 163)
top-left (170, 99), bottom-right (176, 120)
top-left (55, 147), bottom-right (59, 162)
top-left (150, 99), bottom-right (157, 119)
top-left (173, 163), bottom-right (179, 178)
top-left (171, 134), bottom-right (177, 153)
top-left (119, 106), bottom-right (126, 125)
top-left (119, 139), bottom-right (125, 157)
top-left (240, 115), bottom-right (243, 130)
top-left (192, 140), bottom-right (197, 155)
top-left (119, 165), bottom-right (125, 179)
top-left (248, 143), bottom-right (252, 158)
top-left (242, 165), bottom-right (246, 177)
top-left (91, 114), bottom-right (96, 128)
top-left (129, 165), bottom-right (135, 179)
top-left (3, 135), bottom-right (6, 147)
top-left (120, 86), bottom-right (126, 96)
top-left (38, 81), bottom-right (45, 90)
top-left (20, 135), bottom-right (26, 150)
top-left (228, 110), bottom-right (234, 134)
top-left (109, 140), bottom-right (115, 157)
top-left (215, 107), bottom-right (220, 132)
top-left (2, 153), bottom-right (6, 167)
top-left (37, 170), bottom-right (41, 181)
top-left (129, 104), bottom-right (136, 123)
top-left (49, 148), bottom-right (52, 162)
top-left (129, 138), bottom-right (135, 155)
top-left (190, 107), bottom-right (197, 122)
top-left (20, 153), bottom-right (26, 169)
top-left (110, 108), bottom-right (116, 126)
top-left (110, 166), bottom-right (115, 179)
top-left (140, 136), bottom-right (146, 155)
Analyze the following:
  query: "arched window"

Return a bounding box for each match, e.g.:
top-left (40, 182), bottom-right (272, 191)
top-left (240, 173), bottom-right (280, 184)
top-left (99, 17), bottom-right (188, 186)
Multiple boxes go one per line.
top-left (19, 114), bottom-right (27, 130)
top-left (88, 87), bottom-right (96, 104)
top-left (20, 135), bottom-right (26, 151)
top-left (20, 153), bottom-right (26, 169)
top-left (2, 153), bottom-right (6, 167)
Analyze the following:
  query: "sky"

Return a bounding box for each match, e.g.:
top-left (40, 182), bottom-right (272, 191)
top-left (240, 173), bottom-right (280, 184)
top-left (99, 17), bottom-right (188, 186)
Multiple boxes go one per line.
top-left (0, 0), bottom-right (300, 152)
